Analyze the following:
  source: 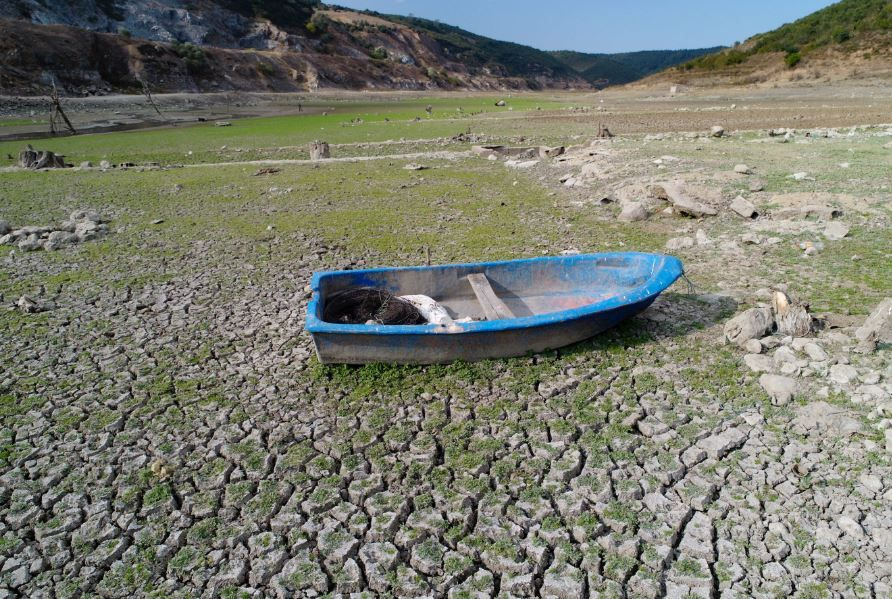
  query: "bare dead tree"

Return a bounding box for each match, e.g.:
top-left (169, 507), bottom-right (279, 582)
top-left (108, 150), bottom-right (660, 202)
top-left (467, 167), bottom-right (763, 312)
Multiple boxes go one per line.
top-left (139, 77), bottom-right (169, 123)
top-left (48, 78), bottom-right (76, 136)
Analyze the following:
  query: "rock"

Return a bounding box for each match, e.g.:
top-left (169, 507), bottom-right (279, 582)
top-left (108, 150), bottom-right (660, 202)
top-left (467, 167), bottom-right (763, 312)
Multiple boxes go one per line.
top-left (734, 164), bottom-right (752, 174)
top-left (666, 236), bottom-right (695, 250)
top-left (711, 126), bottom-right (725, 138)
top-left (16, 295), bottom-right (52, 313)
top-left (504, 159), bottom-right (538, 169)
top-left (495, 100), bottom-right (506, 107)
top-left (729, 196), bottom-right (758, 219)
top-left (749, 180), bottom-right (765, 192)
top-left (618, 203), bottom-right (648, 222)
top-left (694, 229), bottom-right (710, 245)
top-left (829, 364), bottom-right (858, 385)
top-left (759, 374), bottom-right (798, 405)
top-left (652, 181), bottom-right (717, 218)
top-left (70, 209), bottom-right (102, 223)
top-left (539, 146), bottom-right (565, 158)
top-left (403, 163), bottom-right (428, 171)
top-left (744, 339), bottom-right (763, 354)
top-left (151, 219), bottom-right (165, 225)
top-left (99, 160), bottom-right (111, 170)
top-left (80, 161), bottom-right (93, 168)
top-left (803, 342), bottom-right (828, 361)
top-left (744, 353), bottom-right (774, 372)
top-left (824, 222), bottom-right (851, 241)
top-left (0, 220), bottom-right (9, 235)
top-left (854, 298), bottom-right (892, 346)
top-left (43, 231), bottom-right (76, 251)
top-left (724, 307), bottom-right (775, 347)
top-left (17, 234), bottom-right (42, 251)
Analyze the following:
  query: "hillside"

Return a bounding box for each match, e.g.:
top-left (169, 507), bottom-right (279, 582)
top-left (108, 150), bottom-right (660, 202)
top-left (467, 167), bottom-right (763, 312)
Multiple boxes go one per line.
top-left (645, 0), bottom-right (892, 86)
top-left (0, 1), bottom-right (589, 95)
top-left (549, 47), bottom-right (723, 85)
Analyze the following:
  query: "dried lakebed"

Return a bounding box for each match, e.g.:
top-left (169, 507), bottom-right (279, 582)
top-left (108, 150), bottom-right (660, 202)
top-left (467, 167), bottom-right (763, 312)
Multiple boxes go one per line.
top-left (1, 90), bottom-right (891, 598)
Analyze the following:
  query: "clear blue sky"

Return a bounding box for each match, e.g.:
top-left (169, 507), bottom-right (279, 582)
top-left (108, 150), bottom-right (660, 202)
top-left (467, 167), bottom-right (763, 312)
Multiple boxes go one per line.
top-left (331, 0), bottom-right (837, 53)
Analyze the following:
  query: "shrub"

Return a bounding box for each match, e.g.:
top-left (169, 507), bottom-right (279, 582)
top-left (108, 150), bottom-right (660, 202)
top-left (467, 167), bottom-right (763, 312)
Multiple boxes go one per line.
top-left (785, 51), bottom-right (802, 68)
top-left (171, 41), bottom-right (207, 72)
top-left (305, 12), bottom-right (329, 35)
top-left (257, 62), bottom-right (275, 76)
top-left (369, 47), bottom-right (387, 60)
top-left (833, 29), bottom-right (852, 43)
top-left (118, 27), bottom-right (132, 39)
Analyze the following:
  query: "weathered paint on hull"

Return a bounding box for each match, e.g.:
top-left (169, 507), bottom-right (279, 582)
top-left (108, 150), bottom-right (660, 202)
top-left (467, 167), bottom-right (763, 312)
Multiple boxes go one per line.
top-left (311, 298), bottom-right (654, 364)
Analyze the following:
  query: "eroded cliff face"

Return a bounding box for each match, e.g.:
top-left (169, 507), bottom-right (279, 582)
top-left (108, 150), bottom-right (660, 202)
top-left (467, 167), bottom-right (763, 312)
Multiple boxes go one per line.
top-left (0, 2), bottom-right (589, 95)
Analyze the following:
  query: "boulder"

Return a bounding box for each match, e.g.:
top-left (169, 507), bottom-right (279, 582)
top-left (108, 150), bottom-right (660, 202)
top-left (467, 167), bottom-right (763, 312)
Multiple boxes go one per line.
top-left (617, 203), bottom-right (648, 222)
top-left (729, 196), bottom-right (758, 219)
top-left (724, 307), bottom-right (775, 347)
top-left (759, 374), bottom-right (798, 405)
top-left (734, 164), bottom-right (752, 175)
top-left (711, 126), bottom-right (725, 138)
top-left (652, 182), bottom-right (717, 218)
top-left (854, 298), bottom-right (892, 346)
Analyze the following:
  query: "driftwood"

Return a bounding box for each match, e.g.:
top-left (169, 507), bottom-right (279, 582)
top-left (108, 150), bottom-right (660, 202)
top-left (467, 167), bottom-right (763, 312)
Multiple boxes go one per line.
top-left (310, 141), bottom-right (330, 160)
top-left (19, 146), bottom-right (68, 169)
top-left (772, 290), bottom-right (813, 337)
top-left (652, 182), bottom-right (718, 218)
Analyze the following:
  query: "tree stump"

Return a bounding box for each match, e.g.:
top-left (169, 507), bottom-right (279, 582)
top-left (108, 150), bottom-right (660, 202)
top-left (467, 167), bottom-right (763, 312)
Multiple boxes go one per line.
top-left (19, 147), bottom-right (67, 169)
top-left (310, 141), bottom-right (330, 161)
top-left (772, 290), bottom-right (813, 337)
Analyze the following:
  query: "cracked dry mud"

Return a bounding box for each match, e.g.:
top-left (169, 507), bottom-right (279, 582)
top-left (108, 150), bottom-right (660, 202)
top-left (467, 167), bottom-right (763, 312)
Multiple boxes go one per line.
top-left (3, 236), bottom-right (890, 598)
top-left (1, 92), bottom-right (891, 599)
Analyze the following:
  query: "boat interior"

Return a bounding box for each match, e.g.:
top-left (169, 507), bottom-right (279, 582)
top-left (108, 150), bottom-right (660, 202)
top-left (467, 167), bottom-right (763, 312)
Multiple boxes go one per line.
top-left (317, 254), bottom-right (662, 323)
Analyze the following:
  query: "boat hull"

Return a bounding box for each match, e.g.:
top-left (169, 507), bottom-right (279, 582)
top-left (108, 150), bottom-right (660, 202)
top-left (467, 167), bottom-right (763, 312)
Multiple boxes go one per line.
top-left (311, 297), bottom-right (656, 364)
top-left (306, 252), bottom-right (683, 364)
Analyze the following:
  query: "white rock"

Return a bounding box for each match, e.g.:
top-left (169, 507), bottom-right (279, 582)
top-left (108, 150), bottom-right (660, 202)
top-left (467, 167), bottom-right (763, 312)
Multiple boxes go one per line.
top-left (829, 364), bottom-right (858, 385)
top-left (725, 308), bottom-right (775, 347)
top-left (734, 164), bottom-right (752, 174)
top-left (744, 339), bottom-right (763, 354)
top-left (711, 125), bottom-right (725, 138)
top-left (855, 298), bottom-right (892, 345)
top-left (744, 353), bottom-right (774, 373)
top-left (759, 374), bottom-right (798, 405)
top-left (618, 203), bottom-right (648, 222)
top-left (729, 195), bottom-right (758, 219)
top-left (823, 222), bottom-right (851, 241)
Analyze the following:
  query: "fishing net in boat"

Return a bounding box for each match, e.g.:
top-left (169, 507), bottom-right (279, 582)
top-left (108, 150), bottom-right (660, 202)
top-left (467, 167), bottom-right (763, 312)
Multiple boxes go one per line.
top-left (323, 287), bottom-right (427, 325)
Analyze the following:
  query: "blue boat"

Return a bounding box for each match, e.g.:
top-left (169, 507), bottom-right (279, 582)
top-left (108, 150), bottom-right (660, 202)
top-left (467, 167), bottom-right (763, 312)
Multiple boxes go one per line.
top-left (306, 252), bottom-right (683, 364)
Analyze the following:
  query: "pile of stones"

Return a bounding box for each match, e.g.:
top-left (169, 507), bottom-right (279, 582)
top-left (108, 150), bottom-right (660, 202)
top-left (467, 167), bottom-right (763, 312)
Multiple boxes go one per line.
top-left (0, 210), bottom-right (109, 252)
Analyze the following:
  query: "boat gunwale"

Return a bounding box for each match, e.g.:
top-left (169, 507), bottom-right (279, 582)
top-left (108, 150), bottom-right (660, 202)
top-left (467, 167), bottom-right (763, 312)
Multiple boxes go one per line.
top-left (305, 252), bottom-right (683, 336)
